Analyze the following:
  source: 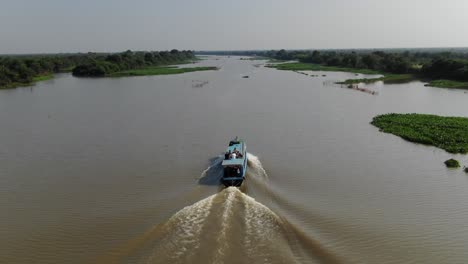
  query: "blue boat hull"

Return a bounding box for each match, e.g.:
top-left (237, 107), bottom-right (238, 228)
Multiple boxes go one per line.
top-left (221, 138), bottom-right (247, 187)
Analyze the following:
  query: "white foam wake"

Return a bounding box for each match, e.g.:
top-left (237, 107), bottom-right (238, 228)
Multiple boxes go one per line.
top-left (136, 187), bottom-right (296, 264)
top-left (247, 153), bottom-right (268, 179)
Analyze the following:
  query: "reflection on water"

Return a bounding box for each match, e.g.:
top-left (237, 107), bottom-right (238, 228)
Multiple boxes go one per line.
top-left (2, 57), bottom-right (468, 263)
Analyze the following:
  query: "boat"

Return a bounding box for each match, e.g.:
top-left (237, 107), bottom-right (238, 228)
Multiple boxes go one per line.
top-left (221, 137), bottom-right (247, 187)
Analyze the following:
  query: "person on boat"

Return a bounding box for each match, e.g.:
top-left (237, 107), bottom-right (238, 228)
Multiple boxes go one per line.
top-left (225, 150), bottom-right (231, 160)
top-left (233, 148), bottom-right (240, 158)
top-left (233, 148), bottom-right (242, 158)
top-left (231, 152), bottom-right (237, 159)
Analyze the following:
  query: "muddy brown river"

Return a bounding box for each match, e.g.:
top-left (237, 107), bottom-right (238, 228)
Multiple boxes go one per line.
top-left (2, 56), bottom-right (468, 263)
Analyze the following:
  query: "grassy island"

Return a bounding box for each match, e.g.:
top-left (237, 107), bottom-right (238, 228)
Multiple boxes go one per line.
top-left (336, 74), bottom-right (415, 84)
top-left (108, 66), bottom-right (217, 77)
top-left (267, 62), bottom-right (415, 85)
top-left (371, 113), bottom-right (468, 154)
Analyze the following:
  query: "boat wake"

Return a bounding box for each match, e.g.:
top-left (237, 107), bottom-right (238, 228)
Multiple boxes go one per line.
top-left (117, 187), bottom-right (297, 264)
top-left (99, 154), bottom-right (341, 264)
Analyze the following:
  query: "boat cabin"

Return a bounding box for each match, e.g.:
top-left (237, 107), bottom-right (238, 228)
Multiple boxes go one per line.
top-left (221, 138), bottom-right (247, 187)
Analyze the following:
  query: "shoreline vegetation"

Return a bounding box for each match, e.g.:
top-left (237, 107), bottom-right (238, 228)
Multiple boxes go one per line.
top-left (371, 113), bottom-right (468, 154)
top-left (107, 66), bottom-right (217, 77)
top-left (199, 49), bottom-right (468, 89)
top-left (32, 74), bottom-right (54, 82)
top-left (336, 74), bottom-right (415, 84)
top-left (266, 62), bottom-right (381, 74)
top-left (426, 79), bottom-right (468, 89)
top-left (0, 50), bottom-right (208, 89)
top-left (71, 50), bottom-right (203, 77)
top-left (266, 62), bottom-right (416, 85)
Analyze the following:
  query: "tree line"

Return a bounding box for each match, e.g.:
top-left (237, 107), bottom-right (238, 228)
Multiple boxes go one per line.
top-left (72, 50), bottom-right (195, 77)
top-left (0, 54), bottom-right (90, 88)
top-left (197, 49), bottom-right (468, 82)
top-left (264, 49), bottom-right (468, 81)
top-left (0, 49), bottom-right (196, 88)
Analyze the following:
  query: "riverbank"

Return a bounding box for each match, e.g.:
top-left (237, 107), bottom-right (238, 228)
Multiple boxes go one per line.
top-left (259, 49), bottom-right (468, 89)
top-left (371, 113), bottom-right (468, 154)
top-left (266, 62), bottom-right (381, 74)
top-left (0, 50), bottom-right (199, 89)
top-left (267, 62), bottom-right (416, 85)
top-left (107, 66), bottom-right (217, 77)
top-left (0, 66), bottom-right (217, 89)
top-left (0, 74), bottom-right (54, 89)
top-left (425, 80), bottom-right (468, 89)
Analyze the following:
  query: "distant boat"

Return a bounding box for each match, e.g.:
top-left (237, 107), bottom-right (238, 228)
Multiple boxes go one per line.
top-left (221, 137), bottom-right (247, 187)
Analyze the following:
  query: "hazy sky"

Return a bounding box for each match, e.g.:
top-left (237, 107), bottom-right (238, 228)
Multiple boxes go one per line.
top-left (1, 0), bottom-right (467, 53)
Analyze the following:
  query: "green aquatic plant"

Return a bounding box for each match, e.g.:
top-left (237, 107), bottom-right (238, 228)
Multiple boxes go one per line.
top-left (444, 159), bottom-right (460, 168)
top-left (371, 113), bottom-right (468, 154)
top-left (337, 74), bottom-right (415, 85)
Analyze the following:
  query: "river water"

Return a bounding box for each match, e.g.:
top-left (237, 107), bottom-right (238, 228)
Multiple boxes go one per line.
top-left (2, 56), bottom-right (468, 264)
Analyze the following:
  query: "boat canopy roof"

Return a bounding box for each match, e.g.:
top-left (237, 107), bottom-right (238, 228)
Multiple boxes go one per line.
top-left (222, 159), bottom-right (244, 166)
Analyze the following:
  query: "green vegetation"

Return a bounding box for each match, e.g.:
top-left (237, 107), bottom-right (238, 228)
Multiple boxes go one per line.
top-left (267, 62), bottom-right (415, 85)
top-left (0, 74), bottom-right (55, 89)
top-left (108, 66), bottom-right (217, 77)
top-left (444, 159), bottom-right (460, 168)
top-left (215, 49), bottom-right (468, 89)
top-left (371, 113), bottom-right (468, 154)
top-left (426, 80), bottom-right (468, 89)
top-left (0, 54), bottom-right (90, 89)
top-left (32, 74), bottom-right (54, 82)
top-left (240, 57), bottom-right (269, 61)
top-left (267, 62), bottom-right (381, 74)
top-left (337, 74), bottom-right (415, 84)
top-left (422, 58), bottom-right (468, 84)
top-left (72, 50), bottom-right (197, 77)
top-left (0, 49), bottom-right (199, 89)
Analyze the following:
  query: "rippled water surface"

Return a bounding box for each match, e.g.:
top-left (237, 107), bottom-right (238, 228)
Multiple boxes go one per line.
top-left (2, 57), bottom-right (468, 263)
